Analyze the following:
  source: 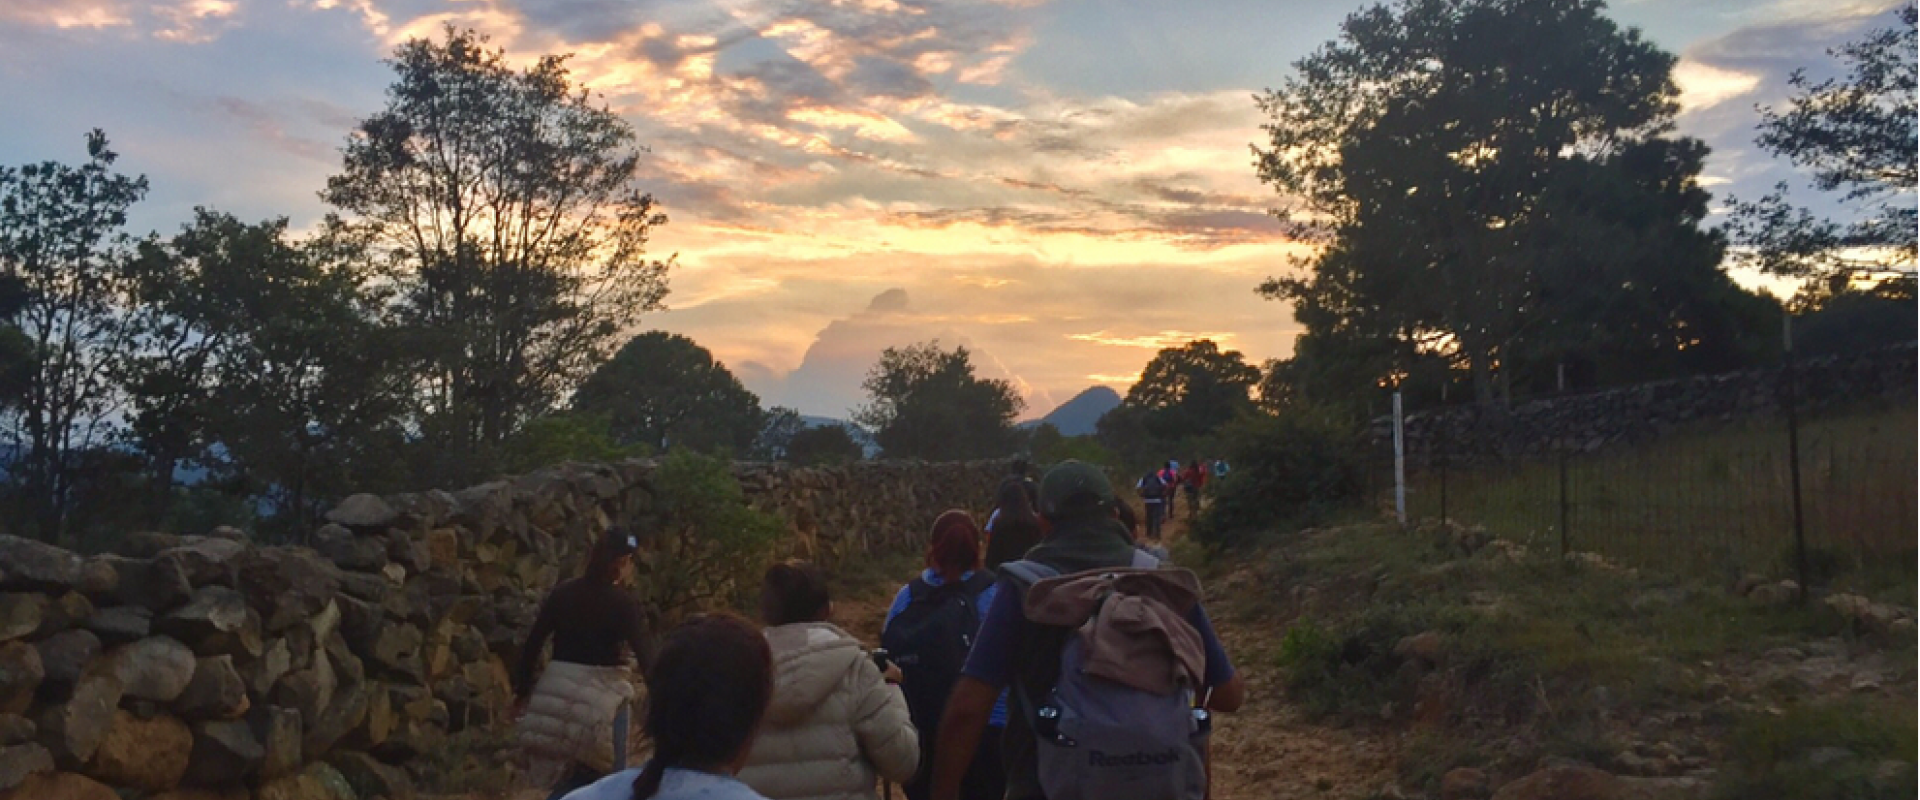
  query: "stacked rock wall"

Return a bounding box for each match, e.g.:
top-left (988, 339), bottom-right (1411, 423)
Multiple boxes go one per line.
top-left (1381, 345), bottom-right (1916, 466)
top-left (0, 457), bottom-right (1007, 800)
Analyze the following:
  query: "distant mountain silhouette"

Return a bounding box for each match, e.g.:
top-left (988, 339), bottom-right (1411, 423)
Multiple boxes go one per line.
top-left (1029, 386), bottom-right (1122, 437)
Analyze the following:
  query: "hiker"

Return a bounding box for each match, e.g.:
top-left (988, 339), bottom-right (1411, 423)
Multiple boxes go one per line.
top-left (883, 511), bottom-right (1008, 800)
top-left (1181, 458), bottom-right (1206, 520)
top-left (1136, 466), bottom-right (1169, 542)
top-left (514, 528), bottom-right (655, 800)
top-left (984, 478), bottom-right (1046, 571)
top-left (1157, 460), bottom-right (1181, 519)
top-left (999, 458), bottom-right (1041, 511)
top-left (738, 561), bottom-right (920, 800)
top-left (1211, 459), bottom-right (1229, 480)
top-left (928, 460), bottom-right (1246, 800)
top-left (559, 613), bottom-right (776, 800)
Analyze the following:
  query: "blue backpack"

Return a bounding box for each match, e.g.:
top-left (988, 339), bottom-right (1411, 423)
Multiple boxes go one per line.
top-left (881, 572), bottom-right (996, 758)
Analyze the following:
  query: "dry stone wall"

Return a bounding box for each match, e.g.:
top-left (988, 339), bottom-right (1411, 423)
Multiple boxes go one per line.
top-left (0, 457), bottom-right (1008, 800)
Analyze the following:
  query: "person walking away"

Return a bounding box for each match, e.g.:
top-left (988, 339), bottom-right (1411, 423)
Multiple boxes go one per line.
top-left (983, 479), bottom-right (1045, 571)
top-left (559, 613), bottom-right (776, 800)
top-left (1181, 458), bottom-right (1205, 521)
top-left (1136, 467), bottom-right (1169, 543)
top-left (1157, 461), bottom-right (1181, 519)
top-left (515, 529), bottom-right (655, 800)
top-left (739, 562), bottom-right (920, 800)
top-left (928, 461), bottom-right (1246, 800)
top-left (883, 512), bottom-right (1008, 800)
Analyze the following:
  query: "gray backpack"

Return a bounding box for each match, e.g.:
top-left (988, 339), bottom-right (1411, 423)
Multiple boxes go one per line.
top-left (999, 552), bottom-right (1209, 800)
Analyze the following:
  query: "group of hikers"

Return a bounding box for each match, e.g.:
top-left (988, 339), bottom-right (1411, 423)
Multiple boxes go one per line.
top-left (511, 458), bottom-right (1244, 800)
top-left (1134, 458), bottom-right (1228, 542)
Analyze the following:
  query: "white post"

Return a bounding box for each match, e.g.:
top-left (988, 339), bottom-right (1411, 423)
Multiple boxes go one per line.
top-left (1392, 391), bottom-right (1407, 526)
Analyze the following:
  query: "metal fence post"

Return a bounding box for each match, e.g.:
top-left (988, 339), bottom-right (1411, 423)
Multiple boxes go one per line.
top-left (1784, 314), bottom-right (1809, 602)
top-left (1393, 391), bottom-right (1407, 527)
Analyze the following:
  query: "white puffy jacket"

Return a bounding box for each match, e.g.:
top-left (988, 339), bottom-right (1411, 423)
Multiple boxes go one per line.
top-left (737, 622), bottom-right (919, 800)
top-left (516, 660), bottom-right (637, 787)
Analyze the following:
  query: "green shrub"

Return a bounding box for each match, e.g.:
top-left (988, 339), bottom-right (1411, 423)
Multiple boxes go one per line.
top-left (1716, 699), bottom-right (1917, 800)
top-left (1195, 409), bottom-right (1366, 548)
top-left (634, 449), bottom-right (784, 626)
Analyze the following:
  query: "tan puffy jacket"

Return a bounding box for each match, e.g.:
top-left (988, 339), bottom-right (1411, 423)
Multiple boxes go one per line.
top-left (516, 660), bottom-right (637, 787)
top-left (738, 622), bottom-right (919, 800)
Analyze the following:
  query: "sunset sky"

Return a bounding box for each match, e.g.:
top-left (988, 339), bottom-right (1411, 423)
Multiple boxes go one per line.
top-left (0, 0), bottom-right (1899, 418)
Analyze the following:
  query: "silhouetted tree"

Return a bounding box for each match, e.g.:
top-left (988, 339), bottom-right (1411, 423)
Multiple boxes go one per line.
top-left (853, 341), bottom-right (1022, 461)
top-left (571, 332), bottom-right (765, 456)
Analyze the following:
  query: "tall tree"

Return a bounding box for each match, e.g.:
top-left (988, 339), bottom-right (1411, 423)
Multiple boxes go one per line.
top-left (1255, 0), bottom-right (1687, 404)
top-left (571, 331), bottom-right (766, 455)
top-left (323, 27), bottom-right (672, 480)
top-left (1115, 340), bottom-right (1260, 443)
top-left (0, 130), bottom-right (148, 541)
top-left (853, 341), bottom-right (1023, 461)
top-left (1729, 3), bottom-right (1916, 301)
top-left (783, 424), bottom-right (865, 466)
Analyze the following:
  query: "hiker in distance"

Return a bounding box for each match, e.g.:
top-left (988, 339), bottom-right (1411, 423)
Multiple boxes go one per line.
top-left (560, 613), bottom-right (777, 800)
top-left (514, 528), bottom-right (656, 800)
top-left (984, 476), bottom-right (1045, 572)
top-left (928, 461), bottom-right (1246, 800)
top-left (883, 510), bottom-right (1009, 800)
top-left (739, 561), bottom-right (920, 800)
top-left (1136, 465), bottom-right (1170, 542)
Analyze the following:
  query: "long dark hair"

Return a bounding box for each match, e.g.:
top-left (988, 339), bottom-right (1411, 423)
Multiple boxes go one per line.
top-left (632, 614), bottom-right (774, 799)
top-left (994, 479), bottom-right (1040, 531)
top-left (760, 561), bottom-right (831, 626)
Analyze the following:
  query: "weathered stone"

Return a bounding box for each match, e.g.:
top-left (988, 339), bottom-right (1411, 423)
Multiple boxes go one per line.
top-left (1749, 580), bottom-right (1801, 607)
top-left (0, 644), bottom-right (41, 716)
top-left (104, 554), bottom-right (194, 613)
top-left (0, 771), bottom-right (117, 800)
top-left (108, 636), bottom-right (197, 703)
top-left (158, 538), bottom-right (248, 588)
top-left (334, 595), bottom-right (380, 655)
top-left (242, 639), bottom-right (291, 701)
top-left (171, 593), bottom-right (263, 660)
top-left (249, 706), bottom-right (300, 781)
top-left (328, 494), bottom-right (398, 530)
top-left (385, 531), bottom-right (430, 575)
top-left (0, 536), bottom-right (82, 592)
top-left (0, 743), bottom-right (51, 793)
top-left (1443, 767), bottom-right (1492, 800)
top-left (115, 532), bottom-right (185, 559)
top-left (313, 526), bottom-right (388, 573)
top-left (235, 549), bottom-right (340, 633)
top-left (379, 582), bottom-right (430, 628)
top-left (34, 672), bottom-right (122, 765)
top-left (0, 715), bottom-right (33, 747)
top-left (366, 623), bottom-right (424, 681)
top-left (206, 526), bottom-right (248, 543)
top-left (183, 719), bottom-right (263, 787)
top-left (1491, 766), bottom-right (1626, 800)
top-left (33, 593), bottom-right (92, 639)
top-left (83, 605), bottom-right (151, 645)
top-left (32, 630), bottom-right (99, 688)
top-left (301, 679), bottom-right (368, 761)
top-left (153, 789), bottom-right (250, 800)
top-left (84, 709), bottom-right (192, 791)
top-left (323, 634), bottom-right (363, 686)
top-left (425, 529), bottom-right (460, 569)
top-left (174, 656), bottom-right (250, 721)
top-left (255, 762), bottom-right (355, 800)
top-left (328, 751), bottom-right (413, 800)
top-left (335, 572), bottom-right (388, 603)
top-left (270, 653), bottom-right (334, 727)
top-left (0, 596), bottom-right (44, 643)
top-left (74, 560), bottom-right (117, 598)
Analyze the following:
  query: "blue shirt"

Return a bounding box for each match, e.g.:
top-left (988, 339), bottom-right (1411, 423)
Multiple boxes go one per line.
top-left (562, 766), bottom-right (768, 800)
top-left (884, 569), bottom-right (1009, 728)
top-left (960, 578), bottom-right (1235, 691)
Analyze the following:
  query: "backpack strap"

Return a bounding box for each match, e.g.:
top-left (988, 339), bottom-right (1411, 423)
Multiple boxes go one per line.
top-left (995, 559), bottom-right (1060, 596)
top-left (960, 570), bottom-right (997, 597)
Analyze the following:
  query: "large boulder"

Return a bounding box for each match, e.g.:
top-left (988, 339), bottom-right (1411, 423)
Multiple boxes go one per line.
top-left (103, 555), bottom-right (193, 613)
top-left (250, 706), bottom-right (301, 781)
top-left (158, 587), bottom-right (263, 659)
top-left (33, 593), bottom-right (93, 639)
top-left (365, 624), bottom-right (423, 682)
top-left (83, 605), bottom-right (151, 646)
top-left (182, 719), bottom-right (263, 788)
top-left (301, 681), bottom-right (368, 760)
top-left (269, 652), bottom-right (334, 728)
top-left (114, 532), bottom-right (184, 559)
top-left (313, 526), bottom-right (388, 573)
top-left (0, 743), bottom-right (51, 793)
top-left (173, 656), bottom-right (250, 721)
top-left (0, 536), bottom-right (82, 592)
top-left (83, 709), bottom-right (192, 792)
top-left (0, 771), bottom-right (117, 800)
top-left (32, 630), bottom-right (100, 688)
top-left (106, 636), bottom-right (197, 703)
top-left (327, 494), bottom-right (398, 530)
top-left (153, 790), bottom-right (250, 800)
top-left (328, 751), bottom-right (413, 800)
top-left (1491, 766), bottom-right (1628, 800)
top-left (0, 644), bottom-right (41, 716)
top-left (32, 672), bottom-right (121, 765)
top-left (156, 538), bottom-right (247, 588)
top-left (0, 596), bottom-right (43, 643)
top-left (255, 761), bottom-right (355, 800)
top-left (242, 639), bottom-right (291, 700)
top-left (0, 715), bottom-right (33, 746)
top-left (235, 549), bottom-right (340, 633)
top-left (74, 560), bottom-right (117, 598)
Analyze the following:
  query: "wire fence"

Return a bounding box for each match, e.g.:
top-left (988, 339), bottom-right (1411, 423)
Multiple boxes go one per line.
top-left (1368, 352), bottom-right (1917, 598)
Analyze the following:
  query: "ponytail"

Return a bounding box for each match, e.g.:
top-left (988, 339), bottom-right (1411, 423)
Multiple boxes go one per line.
top-left (630, 614), bottom-right (773, 799)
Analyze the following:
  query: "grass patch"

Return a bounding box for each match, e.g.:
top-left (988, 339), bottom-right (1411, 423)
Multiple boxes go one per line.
top-left (1407, 405), bottom-right (1916, 600)
top-left (1715, 698), bottom-right (1918, 800)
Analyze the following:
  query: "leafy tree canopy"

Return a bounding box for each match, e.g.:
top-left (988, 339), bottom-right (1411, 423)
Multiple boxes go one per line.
top-left (572, 331), bottom-right (766, 456)
top-left (784, 424), bottom-right (865, 466)
top-left (853, 341), bottom-right (1023, 461)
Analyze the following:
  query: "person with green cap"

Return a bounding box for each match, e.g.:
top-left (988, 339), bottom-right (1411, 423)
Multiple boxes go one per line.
top-left (925, 461), bottom-right (1246, 800)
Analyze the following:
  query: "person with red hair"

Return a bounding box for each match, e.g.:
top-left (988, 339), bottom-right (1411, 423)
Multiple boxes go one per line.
top-left (882, 511), bottom-right (1007, 800)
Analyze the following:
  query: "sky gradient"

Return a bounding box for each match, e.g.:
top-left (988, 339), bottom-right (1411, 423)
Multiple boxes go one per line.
top-left (0, 0), bottom-right (1901, 417)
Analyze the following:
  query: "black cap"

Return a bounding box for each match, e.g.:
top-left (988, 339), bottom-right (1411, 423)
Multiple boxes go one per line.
top-left (604, 527), bottom-right (639, 555)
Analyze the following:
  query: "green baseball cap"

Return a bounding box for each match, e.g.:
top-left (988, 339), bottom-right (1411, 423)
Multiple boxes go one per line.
top-left (1040, 460), bottom-right (1116, 517)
